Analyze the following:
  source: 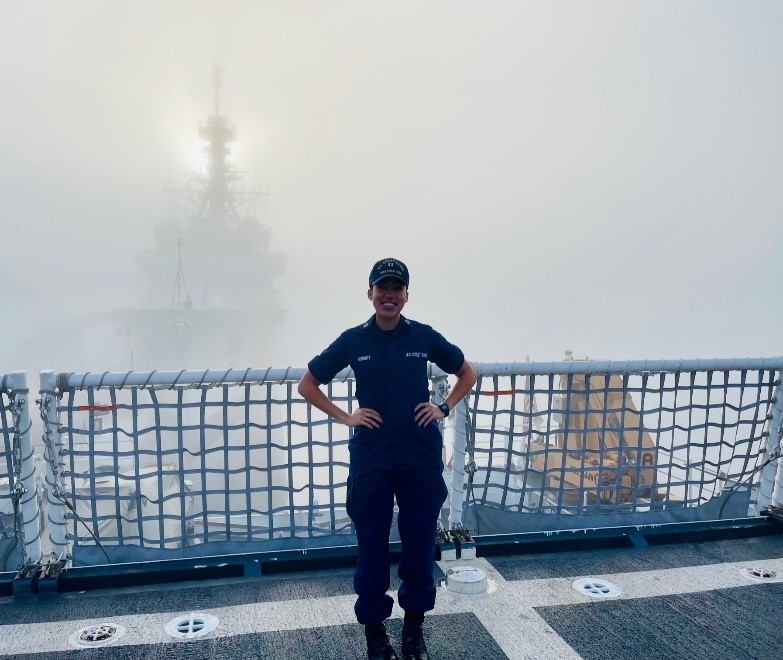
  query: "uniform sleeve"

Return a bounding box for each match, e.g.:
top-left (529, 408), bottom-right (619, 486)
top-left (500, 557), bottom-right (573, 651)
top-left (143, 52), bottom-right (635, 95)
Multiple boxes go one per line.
top-left (428, 327), bottom-right (465, 375)
top-left (307, 333), bottom-right (350, 385)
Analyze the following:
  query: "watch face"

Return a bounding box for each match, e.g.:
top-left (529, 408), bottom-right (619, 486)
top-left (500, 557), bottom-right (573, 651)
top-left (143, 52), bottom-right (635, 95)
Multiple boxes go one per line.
top-left (439, 403), bottom-right (450, 415)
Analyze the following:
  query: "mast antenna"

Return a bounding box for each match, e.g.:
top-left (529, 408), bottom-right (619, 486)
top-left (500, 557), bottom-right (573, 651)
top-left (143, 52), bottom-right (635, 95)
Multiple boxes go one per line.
top-left (171, 238), bottom-right (192, 309)
top-left (212, 69), bottom-right (222, 116)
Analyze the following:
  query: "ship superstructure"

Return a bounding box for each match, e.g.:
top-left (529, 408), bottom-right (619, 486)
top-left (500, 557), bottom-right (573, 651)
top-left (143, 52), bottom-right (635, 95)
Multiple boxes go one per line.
top-left (91, 72), bottom-right (286, 371)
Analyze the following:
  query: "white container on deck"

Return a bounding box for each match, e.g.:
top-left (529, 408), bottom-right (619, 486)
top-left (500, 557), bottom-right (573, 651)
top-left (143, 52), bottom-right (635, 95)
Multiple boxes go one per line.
top-left (446, 565), bottom-right (488, 594)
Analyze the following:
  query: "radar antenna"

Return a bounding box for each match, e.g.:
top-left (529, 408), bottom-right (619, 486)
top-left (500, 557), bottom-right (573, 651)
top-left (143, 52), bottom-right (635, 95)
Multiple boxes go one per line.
top-left (171, 238), bottom-right (192, 309)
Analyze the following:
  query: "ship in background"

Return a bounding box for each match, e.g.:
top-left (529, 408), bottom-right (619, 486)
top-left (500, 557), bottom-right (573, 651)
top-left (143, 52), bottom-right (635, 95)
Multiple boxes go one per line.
top-left (83, 71), bottom-right (286, 372)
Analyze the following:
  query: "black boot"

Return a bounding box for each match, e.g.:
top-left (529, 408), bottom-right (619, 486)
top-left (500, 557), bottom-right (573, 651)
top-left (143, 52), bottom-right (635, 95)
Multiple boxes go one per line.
top-left (401, 612), bottom-right (429, 660)
top-left (364, 622), bottom-right (399, 660)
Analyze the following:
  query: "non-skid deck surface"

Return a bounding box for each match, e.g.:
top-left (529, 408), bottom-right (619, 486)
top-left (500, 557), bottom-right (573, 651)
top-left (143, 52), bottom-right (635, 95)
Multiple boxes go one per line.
top-left (536, 583), bottom-right (783, 660)
top-left (1, 535), bottom-right (781, 659)
top-left (1, 613), bottom-right (506, 660)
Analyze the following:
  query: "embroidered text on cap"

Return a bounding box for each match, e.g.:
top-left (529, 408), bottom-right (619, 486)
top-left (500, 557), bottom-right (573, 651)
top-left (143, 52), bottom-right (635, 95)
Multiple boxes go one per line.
top-left (369, 258), bottom-right (409, 286)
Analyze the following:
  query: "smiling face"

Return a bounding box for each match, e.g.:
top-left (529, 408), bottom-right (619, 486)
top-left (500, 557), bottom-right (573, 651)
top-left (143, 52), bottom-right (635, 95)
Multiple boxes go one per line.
top-left (368, 277), bottom-right (408, 330)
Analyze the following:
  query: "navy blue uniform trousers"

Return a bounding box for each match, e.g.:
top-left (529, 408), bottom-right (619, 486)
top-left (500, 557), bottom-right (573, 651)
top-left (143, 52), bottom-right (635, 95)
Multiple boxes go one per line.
top-left (347, 465), bottom-right (448, 624)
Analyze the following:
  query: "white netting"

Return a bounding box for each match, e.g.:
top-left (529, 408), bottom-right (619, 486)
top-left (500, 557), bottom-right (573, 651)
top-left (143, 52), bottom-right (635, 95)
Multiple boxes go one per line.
top-left (46, 371), bottom-right (358, 562)
top-left (463, 365), bottom-right (780, 533)
top-left (37, 360), bottom-right (783, 564)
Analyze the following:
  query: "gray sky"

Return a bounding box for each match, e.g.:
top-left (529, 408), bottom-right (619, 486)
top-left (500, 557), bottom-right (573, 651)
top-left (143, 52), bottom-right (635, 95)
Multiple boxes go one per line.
top-left (1, 1), bottom-right (781, 373)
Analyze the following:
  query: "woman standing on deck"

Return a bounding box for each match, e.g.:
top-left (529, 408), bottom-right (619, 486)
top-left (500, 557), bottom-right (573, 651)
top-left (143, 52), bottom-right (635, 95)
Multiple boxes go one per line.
top-left (298, 257), bottom-right (476, 660)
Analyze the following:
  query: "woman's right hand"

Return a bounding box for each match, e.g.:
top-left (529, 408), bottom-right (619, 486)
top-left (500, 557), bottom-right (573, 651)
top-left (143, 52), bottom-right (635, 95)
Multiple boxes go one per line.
top-left (344, 407), bottom-right (383, 429)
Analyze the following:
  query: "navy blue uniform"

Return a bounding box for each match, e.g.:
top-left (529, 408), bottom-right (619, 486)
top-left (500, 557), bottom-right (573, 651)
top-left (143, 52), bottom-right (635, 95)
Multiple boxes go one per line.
top-left (308, 315), bottom-right (464, 623)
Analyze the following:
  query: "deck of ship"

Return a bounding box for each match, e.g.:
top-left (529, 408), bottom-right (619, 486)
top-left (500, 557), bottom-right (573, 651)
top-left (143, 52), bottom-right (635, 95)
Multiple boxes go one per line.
top-left (1, 524), bottom-right (781, 659)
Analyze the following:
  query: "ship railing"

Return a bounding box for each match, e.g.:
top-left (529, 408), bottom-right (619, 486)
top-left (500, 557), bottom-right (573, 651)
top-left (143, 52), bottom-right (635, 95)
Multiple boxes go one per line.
top-left (38, 368), bottom-right (356, 567)
top-left (451, 357), bottom-right (783, 536)
top-left (29, 357), bottom-right (783, 569)
top-left (0, 372), bottom-right (42, 574)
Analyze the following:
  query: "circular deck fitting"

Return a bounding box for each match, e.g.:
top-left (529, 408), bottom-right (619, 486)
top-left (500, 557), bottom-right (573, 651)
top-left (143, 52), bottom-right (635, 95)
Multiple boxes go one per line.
top-left (165, 612), bottom-right (219, 640)
top-left (69, 623), bottom-right (125, 649)
top-left (572, 578), bottom-right (622, 599)
top-left (741, 566), bottom-right (780, 582)
top-left (445, 565), bottom-right (489, 594)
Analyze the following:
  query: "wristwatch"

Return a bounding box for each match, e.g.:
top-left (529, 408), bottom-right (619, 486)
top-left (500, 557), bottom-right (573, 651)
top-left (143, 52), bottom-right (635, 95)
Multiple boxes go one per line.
top-left (437, 402), bottom-right (450, 417)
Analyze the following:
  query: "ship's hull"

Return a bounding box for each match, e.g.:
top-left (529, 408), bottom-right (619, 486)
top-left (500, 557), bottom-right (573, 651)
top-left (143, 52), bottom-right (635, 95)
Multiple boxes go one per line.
top-left (81, 307), bottom-right (287, 371)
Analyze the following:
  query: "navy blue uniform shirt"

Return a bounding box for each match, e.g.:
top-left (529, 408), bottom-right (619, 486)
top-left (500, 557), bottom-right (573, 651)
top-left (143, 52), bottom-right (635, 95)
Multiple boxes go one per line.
top-left (307, 316), bottom-right (465, 472)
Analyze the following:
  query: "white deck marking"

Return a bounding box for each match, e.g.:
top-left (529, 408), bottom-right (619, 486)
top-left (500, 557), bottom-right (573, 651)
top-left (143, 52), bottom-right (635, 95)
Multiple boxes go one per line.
top-left (0, 556), bottom-right (780, 657)
top-left (430, 556), bottom-right (783, 660)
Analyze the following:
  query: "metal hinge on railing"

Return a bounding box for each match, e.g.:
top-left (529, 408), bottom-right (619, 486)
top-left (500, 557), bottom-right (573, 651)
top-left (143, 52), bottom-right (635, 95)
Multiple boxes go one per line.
top-left (436, 522), bottom-right (476, 561)
top-left (14, 557), bottom-right (67, 596)
top-left (449, 525), bottom-right (476, 560)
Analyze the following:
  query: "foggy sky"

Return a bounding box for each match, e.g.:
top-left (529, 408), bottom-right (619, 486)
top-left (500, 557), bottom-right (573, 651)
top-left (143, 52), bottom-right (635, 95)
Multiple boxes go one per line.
top-left (1, 1), bottom-right (781, 375)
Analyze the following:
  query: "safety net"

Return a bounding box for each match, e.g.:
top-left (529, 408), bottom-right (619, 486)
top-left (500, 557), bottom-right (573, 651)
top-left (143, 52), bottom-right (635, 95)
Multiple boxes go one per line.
top-left (45, 369), bottom-right (357, 564)
top-left (40, 360), bottom-right (783, 565)
top-left (462, 362), bottom-right (781, 534)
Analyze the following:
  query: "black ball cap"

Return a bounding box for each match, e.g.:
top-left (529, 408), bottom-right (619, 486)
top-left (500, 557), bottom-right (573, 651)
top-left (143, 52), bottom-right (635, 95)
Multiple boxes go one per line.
top-left (369, 258), bottom-right (409, 287)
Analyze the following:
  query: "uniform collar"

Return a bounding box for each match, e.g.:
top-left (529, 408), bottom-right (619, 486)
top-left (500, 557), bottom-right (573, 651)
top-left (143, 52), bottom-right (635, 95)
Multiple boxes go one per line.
top-left (363, 315), bottom-right (410, 335)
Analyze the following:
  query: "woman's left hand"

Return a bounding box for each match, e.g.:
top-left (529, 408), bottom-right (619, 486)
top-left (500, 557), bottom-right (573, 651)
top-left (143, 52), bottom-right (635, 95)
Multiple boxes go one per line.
top-left (414, 401), bottom-right (446, 427)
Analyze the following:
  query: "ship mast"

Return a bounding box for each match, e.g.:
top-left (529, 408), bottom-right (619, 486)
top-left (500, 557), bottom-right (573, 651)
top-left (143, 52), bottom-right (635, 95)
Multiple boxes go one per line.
top-left (127, 71), bottom-right (286, 370)
top-left (164, 71), bottom-right (268, 239)
top-left (197, 70), bottom-right (240, 228)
